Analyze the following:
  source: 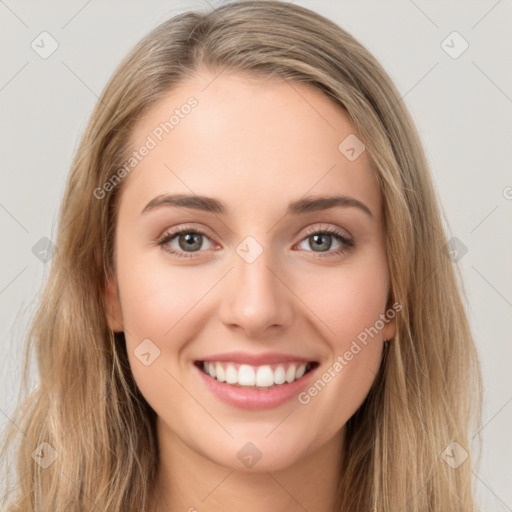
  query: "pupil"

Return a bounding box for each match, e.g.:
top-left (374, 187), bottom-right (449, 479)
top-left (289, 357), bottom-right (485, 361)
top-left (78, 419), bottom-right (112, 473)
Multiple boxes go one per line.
top-left (179, 233), bottom-right (202, 251)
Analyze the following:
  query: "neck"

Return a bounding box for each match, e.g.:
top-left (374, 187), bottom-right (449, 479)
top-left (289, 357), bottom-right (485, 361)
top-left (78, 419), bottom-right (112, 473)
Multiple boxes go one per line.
top-left (149, 420), bottom-right (344, 512)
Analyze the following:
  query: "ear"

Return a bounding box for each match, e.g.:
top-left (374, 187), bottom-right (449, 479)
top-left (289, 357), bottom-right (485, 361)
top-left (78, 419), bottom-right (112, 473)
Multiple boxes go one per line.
top-left (381, 296), bottom-right (399, 341)
top-left (104, 274), bottom-right (124, 332)
top-left (381, 314), bottom-right (396, 342)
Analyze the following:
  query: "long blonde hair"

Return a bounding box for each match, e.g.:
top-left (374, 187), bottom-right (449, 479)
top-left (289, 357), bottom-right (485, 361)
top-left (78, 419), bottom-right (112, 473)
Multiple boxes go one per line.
top-left (1, 1), bottom-right (481, 510)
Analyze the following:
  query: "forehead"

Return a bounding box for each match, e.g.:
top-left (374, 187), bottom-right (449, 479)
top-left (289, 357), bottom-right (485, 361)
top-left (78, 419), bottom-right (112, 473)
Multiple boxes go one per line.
top-left (122, 71), bottom-right (381, 220)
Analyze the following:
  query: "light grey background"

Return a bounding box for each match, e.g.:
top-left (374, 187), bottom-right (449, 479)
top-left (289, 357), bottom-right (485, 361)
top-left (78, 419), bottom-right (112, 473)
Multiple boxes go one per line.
top-left (1, 0), bottom-right (511, 509)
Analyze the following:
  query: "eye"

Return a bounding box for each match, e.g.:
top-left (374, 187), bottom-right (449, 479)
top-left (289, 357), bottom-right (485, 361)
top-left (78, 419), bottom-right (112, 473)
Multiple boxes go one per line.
top-left (156, 224), bottom-right (354, 260)
top-left (157, 225), bottom-right (215, 259)
top-left (295, 225), bottom-right (354, 258)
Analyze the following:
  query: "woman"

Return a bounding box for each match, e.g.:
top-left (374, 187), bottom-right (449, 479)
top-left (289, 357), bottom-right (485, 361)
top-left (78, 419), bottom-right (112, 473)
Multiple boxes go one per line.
top-left (0, 1), bottom-right (481, 510)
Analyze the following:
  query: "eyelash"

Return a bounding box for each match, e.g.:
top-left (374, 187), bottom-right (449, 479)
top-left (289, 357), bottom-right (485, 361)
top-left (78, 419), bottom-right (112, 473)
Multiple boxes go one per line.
top-left (156, 224), bottom-right (355, 260)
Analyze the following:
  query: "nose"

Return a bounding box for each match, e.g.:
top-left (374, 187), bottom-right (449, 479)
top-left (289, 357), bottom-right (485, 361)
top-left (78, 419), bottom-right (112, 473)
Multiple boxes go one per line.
top-left (218, 244), bottom-right (294, 338)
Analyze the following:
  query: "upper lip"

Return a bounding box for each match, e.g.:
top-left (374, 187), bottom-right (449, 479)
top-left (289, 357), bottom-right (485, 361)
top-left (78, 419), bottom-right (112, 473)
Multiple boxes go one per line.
top-left (197, 351), bottom-right (317, 366)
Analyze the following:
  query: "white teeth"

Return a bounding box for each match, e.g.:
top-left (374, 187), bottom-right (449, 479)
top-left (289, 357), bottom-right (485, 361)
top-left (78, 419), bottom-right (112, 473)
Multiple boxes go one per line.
top-left (215, 362), bottom-right (226, 382)
top-left (295, 363), bottom-right (306, 379)
top-left (285, 365), bottom-right (296, 383)
top-left (273, 365), bottom-right (286, 385)
top-left (225, 364), bottom-right (238, 384)
top-left (256, 365), bottom-right (274, 387)
top-left (238, 364), bottom-right (255, 386)
top-left (200, 361), bottom-right (314, 387)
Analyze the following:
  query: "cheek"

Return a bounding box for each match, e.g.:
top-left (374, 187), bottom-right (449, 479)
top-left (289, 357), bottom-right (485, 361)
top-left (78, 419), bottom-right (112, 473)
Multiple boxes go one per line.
top-left (117, 250), bottom-right (207, 338)
top-left (294, 251), bottom-right (390, 347)
top-left (116, 253), bottom-right (212, 412)
top-left (291, 253), bottom-right (389, 426)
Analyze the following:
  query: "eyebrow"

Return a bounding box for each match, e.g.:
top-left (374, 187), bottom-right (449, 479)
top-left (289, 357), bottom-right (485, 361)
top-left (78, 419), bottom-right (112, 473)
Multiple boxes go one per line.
top-left (141, 193), bottom-right (374, 218)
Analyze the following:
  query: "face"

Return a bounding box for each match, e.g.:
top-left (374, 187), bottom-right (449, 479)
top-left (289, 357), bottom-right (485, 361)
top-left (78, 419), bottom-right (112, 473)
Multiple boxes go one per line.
top-left (105, 70), bottom-right (395, 473)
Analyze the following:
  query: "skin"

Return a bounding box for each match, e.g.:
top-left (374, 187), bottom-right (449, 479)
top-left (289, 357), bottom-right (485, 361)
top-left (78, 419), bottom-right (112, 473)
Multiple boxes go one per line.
top-left (105, 70), bottom-right (395, 512)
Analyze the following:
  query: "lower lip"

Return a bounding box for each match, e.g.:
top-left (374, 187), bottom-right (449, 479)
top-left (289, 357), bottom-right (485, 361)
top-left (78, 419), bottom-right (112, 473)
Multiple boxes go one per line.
top-left (194, 363), bottom-right (318, 410)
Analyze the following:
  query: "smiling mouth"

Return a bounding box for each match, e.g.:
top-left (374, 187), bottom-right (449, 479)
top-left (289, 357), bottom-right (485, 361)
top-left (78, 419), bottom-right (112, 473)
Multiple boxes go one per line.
top-left (194, 360), bottom-right (319, 389)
